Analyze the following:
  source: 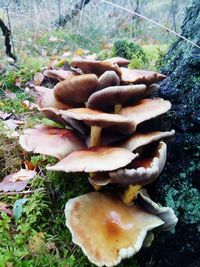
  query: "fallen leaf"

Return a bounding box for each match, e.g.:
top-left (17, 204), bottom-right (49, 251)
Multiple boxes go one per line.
top-left (74, 48), bottom-right (85, 56)
top-left (0, 202), bottom-right (13, 217)
top-left (5, 89), bottom-right (16, 99)
top-left (14, 78), bottom-right (22, 88)
top-left (28, 232), bottom-right (45, 254)
top-left (34, 72), bottom-right (44, 86)
top-left (0, 169), bottom-right (37, 192)
top-left (13, 198), bottom-right (28, 221)
top-left (0, 111), bottom-right (11, 120)
top-left (21, 100), bottom-right (38, 110)
top-left (4, 119), bottom-right (24, 130)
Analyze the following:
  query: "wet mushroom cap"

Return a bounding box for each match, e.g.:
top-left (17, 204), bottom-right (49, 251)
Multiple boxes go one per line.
top-left (43, 69), bottom-right (76, 81)
top-left (97, 71), bottom-right (120, 90)
top-left (120, 67), bottom-right (166, 85)
top-left (119, 98), bottom-right (171, 126)
top-left (47, 146), bottom-right (137, 173)
top-left (19, 124), bottom-right (86, 160)
top-left (87, 84), bottom-right (151, 111)
top-left (109, 141), bottom-right (167, 185)
top-left (65, 192), bottom-right (164, 267)
top-left (71, 58), bottom-right (122, 77)
top-left (54, 74), bottom-right (98, 105)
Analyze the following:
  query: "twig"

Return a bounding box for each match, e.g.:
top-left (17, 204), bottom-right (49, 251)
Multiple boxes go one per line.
top-left (0, 188), bottom-right (45, 196)
top-left (101, 0), bottom-right (200, 50)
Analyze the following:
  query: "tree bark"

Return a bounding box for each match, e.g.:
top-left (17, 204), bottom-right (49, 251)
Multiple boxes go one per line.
top-left (136, 1), bottom-right (200, 266)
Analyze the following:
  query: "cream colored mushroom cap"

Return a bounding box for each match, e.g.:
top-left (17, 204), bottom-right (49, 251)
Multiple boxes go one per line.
top-left (65, 192), bottom-right (164, 267)
top-left (47, 146), bottom-right (137, 172)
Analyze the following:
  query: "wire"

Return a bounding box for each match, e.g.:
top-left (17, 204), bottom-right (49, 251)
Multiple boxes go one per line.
top-left (101, 0), bottom-right (200, 50)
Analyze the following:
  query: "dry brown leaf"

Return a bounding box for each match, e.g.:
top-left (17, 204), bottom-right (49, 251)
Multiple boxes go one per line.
top-left (14, 78), bottom-right (22, 88)
top-left (21, 100), bottom-right (38, 110)
top-left (0, 201), bottom-right (13, 217)
top-left (5, 89), bottom-right (16, 99)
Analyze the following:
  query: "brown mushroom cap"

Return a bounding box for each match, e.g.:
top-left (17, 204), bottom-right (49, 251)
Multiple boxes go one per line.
top-left (19, 124), bottom-right (86, 159)
top-left (118, 130), bottom-right (175, 152)
top-left (98, 71), bottom-right (120, 90)
top-left (109, 141), bottom-right (167, 185)
top-left (54, 74), bottom-right (98, 105)
top-left (137, 189), bottom-right (178, 231)
top-left (119, 98), bottom-right (171, 127)
top-left (104, 57), bottom-right (130, 67)
top-left (87, 84), bottom-right (152, 111)
top-left (71, 58), bottom-right (122, 77)
top-left (65, 192), bottom-right (164, 267)
top-left (43, 69), bottom-right (76, 81)
top-left (47, 146), bottom-right (137, 173)
top-left (60, 108), bottom-right (135, 134)
top-left (120, 67), bottom-right (166, 85)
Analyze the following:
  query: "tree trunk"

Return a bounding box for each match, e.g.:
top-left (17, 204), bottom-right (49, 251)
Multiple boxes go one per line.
top-left (137, 1), bottom-right (200, 266)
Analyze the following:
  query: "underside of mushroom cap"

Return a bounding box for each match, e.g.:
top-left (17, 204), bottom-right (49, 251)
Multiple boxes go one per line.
top-left (47, 146), bottom-right (137, 173)
top-left (54, 74), bottom-right (98, 105)
top-left (137, 189), bottom-right (178, 231)
top-left (19, 124), bottom-right (86, 159)
top-left (120, 67), bottom-right (166, 85)
top-left (71, 58), bottom-right (122, 77)
top-left (87, 84), bottom-right (151, 111)
top-left (60, 108), bottom-right (135, 133)
top-left (65, 192), bottom-right (164, 267)
top-left (109, 141), bottom-right (167, 185)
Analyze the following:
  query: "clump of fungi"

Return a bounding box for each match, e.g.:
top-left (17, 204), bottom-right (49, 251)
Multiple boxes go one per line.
top-left (20, 57), bottom-right (178, 267)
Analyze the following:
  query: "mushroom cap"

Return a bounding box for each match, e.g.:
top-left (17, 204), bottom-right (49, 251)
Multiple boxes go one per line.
top-left (71, 58), bottom-right (122, 77)
top-left (97, 71), bottom-right (120, 90)
top-left (35, 86), bottom-right (72, 110)
top-left (88, 173), bottom-right (111, 186)
top-left (87, 84), bottom-right (151, 111)
top-left (43, 69), bottom-right (76, 81)
top-left (38, 107), bottom-right (68, 126)
top-left (118, 130), bottom-right (175, 152)
top-left (54, 74), bottom-right (98, 105)
top-left (65, 192), bottom-right (164, 267)
top-left (47, 146), bottom-right (137, 173)
top-left (120, 67), bottom-right (166, 85)
top-left (60, 108), bottom-right (135, 133)
top-left (104, 57), bottom-right (130, 67)
top-left (109, 141), bottom-right (167, 185)
top-left (19, 124), bottom-right (86, 160)
top-left (137, 189), bottom-right (178, 231)
top-left (119, 98), bottom-right (171, 126)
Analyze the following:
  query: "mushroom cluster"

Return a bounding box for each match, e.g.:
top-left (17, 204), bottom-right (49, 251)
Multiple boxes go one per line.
top-left (20, 57), bottom-right (178, 266)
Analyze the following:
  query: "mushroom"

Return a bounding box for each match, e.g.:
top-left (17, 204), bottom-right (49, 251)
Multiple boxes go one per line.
top-left (19, 124), bottom-right (86, 160)
top-left (65, 192), bottom-right (164, 267)
top-left (43, 69), bottom-right (77, 81)
top-left (71, 58), bottom-right (122, 77)
top-left (97, 71), bottom-right (120, 90)
top-left (104, 57), bottom-right (130, 67)
top-left (47, 146), bottom-right (137, 173)
top-left (54, 74), bottom-right (98, 105)
top-left (120, 67), bottom-right (166, 85)
top-left (59, 108), bottom-right (135, 146)
top-left (137, 189), bottom-right (178, 231)
top-left (87, 84), bottom-right (155, 112)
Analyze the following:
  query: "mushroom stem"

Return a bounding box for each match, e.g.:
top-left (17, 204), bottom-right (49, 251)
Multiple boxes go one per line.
top-left (121, 185), bottom-right (142, 205)
top-left (114, 104), bottom-right (122, 114)
top-left (90, 126), bottom-right (102, 147)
